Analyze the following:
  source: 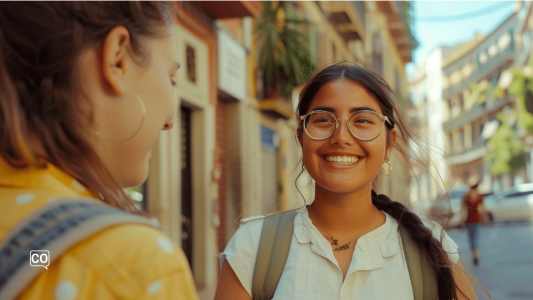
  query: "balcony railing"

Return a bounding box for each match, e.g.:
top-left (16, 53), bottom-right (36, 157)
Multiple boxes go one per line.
top-left (442, 95), bottom-right (513, 132)
top-left (443, 39), bottom-right (514, 100)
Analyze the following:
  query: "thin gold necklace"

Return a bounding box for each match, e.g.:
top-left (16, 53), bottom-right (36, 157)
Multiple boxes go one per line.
top-left (309, 205), bottom-right (378, 252)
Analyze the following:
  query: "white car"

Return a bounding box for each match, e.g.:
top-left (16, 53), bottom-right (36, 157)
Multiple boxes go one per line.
top-left (429, 186), bottom-right (469, 228)
top-left (485, 183), bottom-right (533, 222)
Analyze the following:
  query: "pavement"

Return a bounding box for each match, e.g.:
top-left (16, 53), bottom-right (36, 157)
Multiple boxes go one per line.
top-left (447, 221), bottom-right (533, 300)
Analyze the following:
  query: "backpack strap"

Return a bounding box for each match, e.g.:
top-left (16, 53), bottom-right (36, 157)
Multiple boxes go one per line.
top-left (0, 197), bottom-right (155, 300)
top-left (251, 211), bottom-right (297, 300)
top-left (400, 226), bottom-right (438, 300)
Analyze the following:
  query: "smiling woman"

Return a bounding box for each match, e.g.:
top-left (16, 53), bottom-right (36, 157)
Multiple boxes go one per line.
top-left (0, 2), bottom-right (197, 299)
top-left (215, 63), bottom-right (487, 300)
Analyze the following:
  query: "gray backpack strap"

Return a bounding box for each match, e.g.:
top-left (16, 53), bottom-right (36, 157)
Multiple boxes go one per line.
top-left (0, 197), bottom-right (154, 300)
top-left (400, 226), bottom-right (438, 300)
top-left (252, 211), bottom-right (297, 300)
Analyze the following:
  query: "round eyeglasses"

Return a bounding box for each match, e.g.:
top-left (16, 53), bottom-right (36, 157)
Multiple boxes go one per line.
top-left (299, 110), bottom-right (392, 141)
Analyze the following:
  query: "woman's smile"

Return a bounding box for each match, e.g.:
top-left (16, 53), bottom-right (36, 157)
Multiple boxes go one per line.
top-left (321, 153), bottom-right (362, 168)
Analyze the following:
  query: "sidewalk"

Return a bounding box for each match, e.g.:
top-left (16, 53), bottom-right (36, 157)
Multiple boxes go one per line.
top-left (447, 221), bottom-right (533, 300)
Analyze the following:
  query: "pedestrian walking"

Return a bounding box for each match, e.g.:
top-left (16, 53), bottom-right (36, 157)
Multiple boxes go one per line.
top-left (0, 2), bottom-right (198, 299)
top-left (461, 183), bottom-right (489, 266)
top-left (214, 63), bottom-right (482, 300)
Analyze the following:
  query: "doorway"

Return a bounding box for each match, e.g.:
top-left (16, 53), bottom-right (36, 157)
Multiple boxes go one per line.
top-left (180, 106), bottom-right (193, 268)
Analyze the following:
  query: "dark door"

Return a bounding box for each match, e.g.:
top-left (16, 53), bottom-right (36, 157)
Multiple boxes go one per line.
top-left (180, 107), bottom-right (193, 268)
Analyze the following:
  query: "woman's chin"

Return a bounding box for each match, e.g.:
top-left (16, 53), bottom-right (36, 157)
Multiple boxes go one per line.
top-left (121, 167), bottom-right (149, 188)
top-left (316, 181), bottom-right (370, 195)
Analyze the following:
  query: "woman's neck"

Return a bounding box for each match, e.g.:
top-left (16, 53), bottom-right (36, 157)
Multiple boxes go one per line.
top-left (309, 183), bottom-right (383, 235)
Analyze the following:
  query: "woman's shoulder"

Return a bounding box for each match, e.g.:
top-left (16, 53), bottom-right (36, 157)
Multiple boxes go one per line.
top-left (46, 224), bottom-right (198, 299)
top-left (420, 218), bottom-right (460, 264)
top-left (223, 215), bottom-right (265, 254)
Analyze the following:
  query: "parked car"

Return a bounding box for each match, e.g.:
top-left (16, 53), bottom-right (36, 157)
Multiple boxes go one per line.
top-left (485, 183), bottom-right (533, 222)
top-left (429, 186), bottom-right (469, 228)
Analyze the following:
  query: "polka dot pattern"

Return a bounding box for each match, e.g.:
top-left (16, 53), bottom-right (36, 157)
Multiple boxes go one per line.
top-left (15, 193), bottom-right (34, 204)
top-left (157, 236), bottom-right (174, 253)
top-left (54, 280), bottom-right (77, 300)
top-left (147, 280), bottom-right (162, 294)
top-left (71, 179), bottom-right (86, 192)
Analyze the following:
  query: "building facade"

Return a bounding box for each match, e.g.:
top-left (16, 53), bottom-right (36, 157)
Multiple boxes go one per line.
top-left (410, 2), bottom-right (533, 196)
top-left (134, 2), bottom-right (415, 299)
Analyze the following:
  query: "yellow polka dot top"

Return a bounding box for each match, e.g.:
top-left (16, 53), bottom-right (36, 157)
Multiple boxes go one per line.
top-left (0, 158), bottom-right (199, 300)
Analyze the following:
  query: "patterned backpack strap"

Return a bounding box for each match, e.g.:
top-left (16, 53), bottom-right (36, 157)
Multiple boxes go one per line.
top-left (252, 211), bottom-right (297, 300)
top-left (0, 197), bottom-right (155, 300)
top-left (400, 226), bottom-right (438, 300)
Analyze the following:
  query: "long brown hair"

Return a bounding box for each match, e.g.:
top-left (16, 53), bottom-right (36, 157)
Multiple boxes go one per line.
top-left (0, 2), bottom-right (174, 212)
top-left (295, 62), bottom-right (484, 300)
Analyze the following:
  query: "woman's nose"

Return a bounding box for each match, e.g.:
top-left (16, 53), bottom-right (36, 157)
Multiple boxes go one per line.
top-left (330, 117), bottom-right (354, 145)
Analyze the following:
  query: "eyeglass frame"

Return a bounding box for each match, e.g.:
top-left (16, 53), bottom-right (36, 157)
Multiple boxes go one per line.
top-left (298, 110), bottom-right (393, 141)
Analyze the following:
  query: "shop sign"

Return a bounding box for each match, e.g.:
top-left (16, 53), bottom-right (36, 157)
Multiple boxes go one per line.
top-left (218, 30), bottom-right (247, 101)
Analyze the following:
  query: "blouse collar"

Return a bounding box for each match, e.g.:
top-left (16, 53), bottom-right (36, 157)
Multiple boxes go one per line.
top-left (293, 206), bottom-right (401, 272)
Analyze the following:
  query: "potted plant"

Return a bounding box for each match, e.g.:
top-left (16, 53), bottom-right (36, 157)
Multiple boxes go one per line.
top-left (255, 1), bottom-right (316, 99)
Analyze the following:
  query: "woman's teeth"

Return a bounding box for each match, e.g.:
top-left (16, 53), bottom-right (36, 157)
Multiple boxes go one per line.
top-left (324, 155), bottom-right (359, 164)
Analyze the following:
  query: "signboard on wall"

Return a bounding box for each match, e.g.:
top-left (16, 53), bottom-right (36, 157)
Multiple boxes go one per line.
top-left (218, 30), bottom-right (247, 101)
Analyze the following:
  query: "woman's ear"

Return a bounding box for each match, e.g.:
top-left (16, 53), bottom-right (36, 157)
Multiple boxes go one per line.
top-left (101, 26), bottom-right (131, 95)
top-left (386, 128), bottom-right (397, 159)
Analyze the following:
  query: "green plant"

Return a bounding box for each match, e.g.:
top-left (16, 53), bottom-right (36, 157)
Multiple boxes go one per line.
top-left (469, 78), bottom-right (502, 104)
top-left (256, 1), bottom-right (316, 96)
top-left (508, 66), bottom-right (533, 133)
top-left (485, 110), bottom-right (527, 175)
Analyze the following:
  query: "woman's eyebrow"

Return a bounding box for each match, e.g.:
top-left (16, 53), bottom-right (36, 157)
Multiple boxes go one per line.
top-left (310, 106), bottom-right (378, 113)
top-left (349, 106), bottom-right (377, 113)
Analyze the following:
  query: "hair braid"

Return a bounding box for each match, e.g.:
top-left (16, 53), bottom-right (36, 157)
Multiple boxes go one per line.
top-left (371, 190), bottom-right (458, 300)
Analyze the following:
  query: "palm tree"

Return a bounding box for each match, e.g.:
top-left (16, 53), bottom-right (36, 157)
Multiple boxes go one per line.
top-left (256, 1), bottom-right (316, 97)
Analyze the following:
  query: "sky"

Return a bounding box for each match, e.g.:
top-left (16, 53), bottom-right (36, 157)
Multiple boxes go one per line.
top-left (406, 1), bottom-right (517, 75)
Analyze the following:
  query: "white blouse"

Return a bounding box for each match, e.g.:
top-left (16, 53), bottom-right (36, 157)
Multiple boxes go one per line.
top-left (220, 206), bottom-right (459, 300)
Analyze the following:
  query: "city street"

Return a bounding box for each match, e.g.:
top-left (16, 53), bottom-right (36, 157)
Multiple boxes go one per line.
top-left (448, 221), bottom-right (533, 300)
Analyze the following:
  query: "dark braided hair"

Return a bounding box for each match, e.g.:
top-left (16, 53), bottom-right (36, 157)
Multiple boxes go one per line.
top-left (371, 190), bottom-right (456, 300)
top-left (294, 62), bottom-right (474, 300)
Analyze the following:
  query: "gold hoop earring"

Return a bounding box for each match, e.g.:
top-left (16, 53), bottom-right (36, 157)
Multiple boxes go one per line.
top-left (383, 160), bottom-right (392, 176)
top-left (95, 90), bottom-right (146, 142)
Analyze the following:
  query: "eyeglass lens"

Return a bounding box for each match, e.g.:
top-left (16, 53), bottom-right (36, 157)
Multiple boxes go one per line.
top-left (304, 111), bottom-right (384, 140)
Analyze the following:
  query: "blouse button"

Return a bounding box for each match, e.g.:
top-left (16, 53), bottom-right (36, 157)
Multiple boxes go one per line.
top-left (54, 280), bottom-right (77, 300)
top-left (15, 193), bottom-right (34, 204)
top-left (147, 280), bottom-right (162, 294)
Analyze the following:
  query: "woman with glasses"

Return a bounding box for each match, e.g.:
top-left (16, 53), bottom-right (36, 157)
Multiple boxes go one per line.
top-left (215, 64), bottom-right (481, 300)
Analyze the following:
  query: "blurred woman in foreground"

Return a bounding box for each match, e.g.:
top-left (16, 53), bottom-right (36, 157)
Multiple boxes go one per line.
top-left (0, 2), bottom-right (198, 299)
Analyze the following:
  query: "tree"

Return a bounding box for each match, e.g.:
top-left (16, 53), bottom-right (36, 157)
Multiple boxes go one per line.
top-left (508, 66), bottom-right (533, 133)
top-left (485, 111), bottom-right (527, 175)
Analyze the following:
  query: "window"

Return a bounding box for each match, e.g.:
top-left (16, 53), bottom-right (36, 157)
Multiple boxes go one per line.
top-left (498, 33), bottom-right (511, 50)
top-left (478, 52), bottom-right (488, 65)
top-left (488, 44), bottom-right (498, 57)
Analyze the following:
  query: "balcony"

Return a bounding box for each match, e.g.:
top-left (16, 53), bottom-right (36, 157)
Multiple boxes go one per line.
top-left (321, 1), bottom-right (365, 42)
top-left (447, 140), bottom-right (489, 166)
top-left (196, 1), bottom-right (263, 19)
top-left (443, 36), bottom-right (515, 100)
top-left (258, 96), bottom-right (294, 119)
top-left (442, 95), bottom-right (513, 132)
top-left (375, 1), bottom-right (412, 62)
